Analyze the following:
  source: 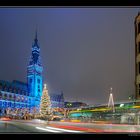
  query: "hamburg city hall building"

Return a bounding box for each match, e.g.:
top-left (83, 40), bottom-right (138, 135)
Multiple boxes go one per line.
top-left (0, 32), bottom-right (64, 116)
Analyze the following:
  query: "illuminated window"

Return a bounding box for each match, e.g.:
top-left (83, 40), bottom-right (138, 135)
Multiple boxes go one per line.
top-left (4, 94), bottom-right (7, 100)
top-left (21, 96), bottom-right (24, 102)
top-left (37, 79), bottom-right (40, 83)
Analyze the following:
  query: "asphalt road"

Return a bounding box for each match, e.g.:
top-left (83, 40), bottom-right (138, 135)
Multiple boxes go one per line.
top-left (1, 119), bottom-right (140, 133)
top-left (0, 120), bottom-right (84, 133)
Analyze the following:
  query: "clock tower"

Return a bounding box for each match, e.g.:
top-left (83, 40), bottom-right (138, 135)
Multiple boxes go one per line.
top-left (27, 31), bottom-right (43, 107)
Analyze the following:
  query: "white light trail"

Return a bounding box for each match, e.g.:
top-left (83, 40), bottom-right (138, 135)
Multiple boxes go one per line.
top-left (36, 127), bottom-right (62, 133)
top-left (46, 126), bottom-right (83, 133)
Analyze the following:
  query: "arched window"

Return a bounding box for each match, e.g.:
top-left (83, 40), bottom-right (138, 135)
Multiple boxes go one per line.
top-left (25, 97), bottom-right (28, 103)
top-left (0, 92), bottom-right (2, 98)
top-left (7, 87), bottom-right (9, 92)
top-left (4, 85), bottom-right (7, 92)
top-left (9, 86), bottom-right (12, 92)
top-left (9, 94), bottom-right (12, 101)
top-left (18, 89), bottom-right (21, 95)
top-left (0, 83), bottom-right (2, 89)
top-left (4, 94), bottom-right (7, 100)
top-left (13, 88), bottom-right (17, 93)
top-left (17, 96), bottom-right (20, 102)
top-left (11, 88), bottom-right (14, 93)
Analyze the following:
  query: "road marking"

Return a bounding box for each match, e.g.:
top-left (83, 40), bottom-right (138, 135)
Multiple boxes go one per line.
top-left (46, 126), bottom-right (83, 133)
top-left (36, 127), bottom-right (62, 133)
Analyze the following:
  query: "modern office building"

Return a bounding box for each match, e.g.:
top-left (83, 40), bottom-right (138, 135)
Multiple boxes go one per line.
top-left (135, 11), bottom-right (140, 99)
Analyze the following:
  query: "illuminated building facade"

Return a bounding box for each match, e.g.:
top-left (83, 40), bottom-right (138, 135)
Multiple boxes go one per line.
top-left (0, 80), bottom-right (31, 114)
top-left (0, 32), bottom-right (42, 115)
top-left (0, 32), bottom-right (64, 115)
top-left (27, 31), bottom-right (43, 111)
top-left (135, 11), bottom-right (140, 99)
top-left (50, 92), bottom-right (64, 108)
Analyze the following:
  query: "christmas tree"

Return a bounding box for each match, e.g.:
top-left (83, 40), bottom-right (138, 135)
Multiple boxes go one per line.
top-left (40, 84), bottom-right (52, 118)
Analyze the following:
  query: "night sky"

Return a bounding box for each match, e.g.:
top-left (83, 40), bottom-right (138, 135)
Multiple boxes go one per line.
top-left (0, 8), bottom-right (139, 105)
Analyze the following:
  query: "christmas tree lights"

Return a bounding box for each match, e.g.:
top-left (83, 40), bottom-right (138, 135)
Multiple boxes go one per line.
top-left (40, 84), bottom-right (52, 118)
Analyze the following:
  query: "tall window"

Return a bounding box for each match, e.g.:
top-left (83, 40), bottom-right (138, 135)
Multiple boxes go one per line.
top-left (139, 62), bottom-right (140, 74)
top-left (4, 94), bottom-right (7, 100)
top-left (37, 79), bottom-right (40, 83)
top-left (139, 84), bottom-right (140, 95)
top-left (139, 42), bottom-right (140, 53)
top-left (0, 84), bottom-right (2, 89)
top-left (138, 22), bottom-right (140, 34)
top-left (0, 92), bottom-right (2, 99)
top-left (9, 94), bottom-right (12, 101)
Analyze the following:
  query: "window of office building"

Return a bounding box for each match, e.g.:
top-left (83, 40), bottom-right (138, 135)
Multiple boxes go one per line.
top-left (139, 62), bottom-right (140, 74)
top-left (139, 84), bottom-right (140, 95)
top-left (138, 42), bottom-right (140, 54)
top-left (138, 22), bottom-right (140, 34)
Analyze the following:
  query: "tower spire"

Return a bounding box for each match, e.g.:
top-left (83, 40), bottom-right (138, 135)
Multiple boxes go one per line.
top-left (34, 28), bottom-right (38, 44)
